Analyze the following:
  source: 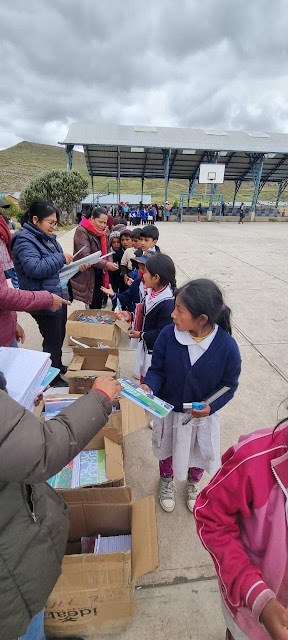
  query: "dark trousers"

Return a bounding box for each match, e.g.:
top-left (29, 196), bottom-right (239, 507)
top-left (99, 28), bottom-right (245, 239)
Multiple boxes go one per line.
top-left (33, 306), bottom-right (67, 369)
top-left (90, 271), bottom-right (104, 309)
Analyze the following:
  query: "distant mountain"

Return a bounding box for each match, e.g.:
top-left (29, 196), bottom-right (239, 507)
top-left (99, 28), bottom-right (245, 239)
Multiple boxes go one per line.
top-left (0, 140), bottom-right (278, 204)
top-left (0, 141), bottom-right (87, 193)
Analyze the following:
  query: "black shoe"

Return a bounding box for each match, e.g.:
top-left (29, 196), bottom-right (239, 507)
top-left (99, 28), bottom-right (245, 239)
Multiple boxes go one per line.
top-left (59, 364), bottom-right (68, 374)
top-left (52, 375), bottom-right (69, 388)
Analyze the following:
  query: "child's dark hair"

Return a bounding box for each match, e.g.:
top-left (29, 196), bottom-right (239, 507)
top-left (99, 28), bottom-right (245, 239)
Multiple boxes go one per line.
top-left (176, 278), bottom-right (232, 334)
top-left (140, 225), bottom-right (159, 240)
top-left (131, 227), bottom-right (141, 239)
top-left (21, 200), bottom-right (60, 226)
top-left (145, 253), bottom-right (176, 293)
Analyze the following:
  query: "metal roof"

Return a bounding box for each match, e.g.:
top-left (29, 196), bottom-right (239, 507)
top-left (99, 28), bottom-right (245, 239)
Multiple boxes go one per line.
top-left (60, 123), bottom-right (288, 184)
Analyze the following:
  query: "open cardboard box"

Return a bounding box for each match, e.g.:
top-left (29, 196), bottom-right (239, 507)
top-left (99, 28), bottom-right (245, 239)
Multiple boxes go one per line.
top-left (44, 487), bottom-right (158, 637)
top-left (66, 309), bottom-right (130, 347)
top-left (66, 347), bottom-right (119, 394)
top-left (34, 395), bottom-right (147, 487)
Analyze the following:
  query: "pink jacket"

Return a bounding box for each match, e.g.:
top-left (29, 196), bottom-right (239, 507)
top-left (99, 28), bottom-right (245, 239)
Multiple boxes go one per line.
top-left (0, 265), bottom-right (53, 347)
top-left (194, 423), bottom-right (288, 640)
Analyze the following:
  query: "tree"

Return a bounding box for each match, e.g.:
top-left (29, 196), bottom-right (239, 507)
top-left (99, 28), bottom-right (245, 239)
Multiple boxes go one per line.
top-left (19, 170), bottom-right (88, 223)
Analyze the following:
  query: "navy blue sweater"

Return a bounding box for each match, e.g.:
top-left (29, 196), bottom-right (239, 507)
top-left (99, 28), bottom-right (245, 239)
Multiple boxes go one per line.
top-left (143, 324), bottom-right (241, 413)
top-left (116, 277), bottom-right (141, 312)
top-left (142, 298), bottom-right (174, 352)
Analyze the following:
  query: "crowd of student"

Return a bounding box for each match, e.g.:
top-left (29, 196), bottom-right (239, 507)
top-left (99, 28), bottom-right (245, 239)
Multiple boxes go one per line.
top-left (1, 200), bottom-right (288, 640)
top-left (114, 200), bottom-right (173, 224)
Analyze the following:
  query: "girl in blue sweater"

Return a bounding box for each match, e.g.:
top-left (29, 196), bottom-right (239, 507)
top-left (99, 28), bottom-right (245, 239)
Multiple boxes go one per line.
top-left (141, 279), bottom-right (241, 514)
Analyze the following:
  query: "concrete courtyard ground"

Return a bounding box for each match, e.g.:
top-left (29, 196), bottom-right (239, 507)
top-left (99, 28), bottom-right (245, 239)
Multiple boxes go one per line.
top-left (18, 220), bottom-right (288, 639)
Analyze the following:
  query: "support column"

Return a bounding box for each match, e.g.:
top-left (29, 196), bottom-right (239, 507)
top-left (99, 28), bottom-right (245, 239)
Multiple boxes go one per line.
top-left (233, 180), bottom-right (242, 209)
top-left (91, 175), bottom-right (94, 206)
top-left (163, 149), bottom-right (171, 203)
top-left (117, 147), bottom-right (121, 204)
top-left (250, 155), bottom-right (264, 221)
top-left (276, 182), bottom-right (282, 209)
top-left (66, 144), bottom-right (74, 171)
top-left (141, 177), bottom-right (144, 200)
top-left (274, 179), bottom-right (288, 209)
top-left (207, 152), bottom-right (219, 220)
top-left (180, 193), bottom-right (184, 223)
top-left (208, 183), bottom-right (217, 220)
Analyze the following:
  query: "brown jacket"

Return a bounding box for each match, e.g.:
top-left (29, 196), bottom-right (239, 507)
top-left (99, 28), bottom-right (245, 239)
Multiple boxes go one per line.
top-left (71, 225), bottom-right (112, 305)
top-left (0, 389), bottom-right (112, 640)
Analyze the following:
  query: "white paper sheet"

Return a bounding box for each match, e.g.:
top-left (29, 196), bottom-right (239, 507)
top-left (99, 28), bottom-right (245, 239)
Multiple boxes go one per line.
top-left (0, 347), bottom-right (51, 410)
top-left (59, 251), bottom-right (113, 286)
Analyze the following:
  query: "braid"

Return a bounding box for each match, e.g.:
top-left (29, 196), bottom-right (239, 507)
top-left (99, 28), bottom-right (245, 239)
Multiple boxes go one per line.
top-left (170, 275), bottom-right (177, 294)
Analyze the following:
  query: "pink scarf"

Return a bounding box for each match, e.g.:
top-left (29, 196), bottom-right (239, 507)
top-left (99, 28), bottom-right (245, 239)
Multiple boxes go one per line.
top-left (80, 217), bottom-right (109, 287)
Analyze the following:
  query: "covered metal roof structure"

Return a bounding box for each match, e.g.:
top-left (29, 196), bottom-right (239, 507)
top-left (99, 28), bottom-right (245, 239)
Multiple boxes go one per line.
top-left (60, 123), bottom-right (288, 214)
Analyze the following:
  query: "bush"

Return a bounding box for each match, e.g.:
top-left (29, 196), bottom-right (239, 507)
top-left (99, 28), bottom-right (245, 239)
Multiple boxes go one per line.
top-left (19, 170), bottom-right (88, 223)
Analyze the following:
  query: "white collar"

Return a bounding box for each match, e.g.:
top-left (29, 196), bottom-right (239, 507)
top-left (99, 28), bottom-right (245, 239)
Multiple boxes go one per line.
top-left (174, 325), bottom-right (218, 350)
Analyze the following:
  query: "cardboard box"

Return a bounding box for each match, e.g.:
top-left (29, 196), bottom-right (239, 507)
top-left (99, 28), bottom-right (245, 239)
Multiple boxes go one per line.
top-left (34, 395), bottom-right (147, 488)
top-left (66, 309), bottom-right (130, 347)
top-left (44, 488), bottom-right (158, 637)
top-left (66, 347), bottom-right (119, 394)
top-left (34, 396), bottom-right (147, 448)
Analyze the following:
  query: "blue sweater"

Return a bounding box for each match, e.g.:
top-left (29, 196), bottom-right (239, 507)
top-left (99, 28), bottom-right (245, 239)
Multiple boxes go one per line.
top-left (143, 324), bottom-right (241, 413)
top-left (116, 277), bottom-right (141, 312)
top-left (11, 223), bottom-right (65, 316)
top-left (142, 298), bottom-right (174, 352)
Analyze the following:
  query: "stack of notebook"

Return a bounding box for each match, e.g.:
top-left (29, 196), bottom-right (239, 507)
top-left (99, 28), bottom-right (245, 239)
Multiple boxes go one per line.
top-left (47, 450), bottom-right (107, 489)
top-left (81, 534), bottom-right (132, 554)
top-left (0, 347), bottom-right (57, 411)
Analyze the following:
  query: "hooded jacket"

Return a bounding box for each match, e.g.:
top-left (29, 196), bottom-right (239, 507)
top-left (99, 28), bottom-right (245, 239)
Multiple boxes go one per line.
top-left (11, 223), bottom-right (65, 315)
top-left (0, 389), bottom-right (112, 640)
top-left (194, 423), bottom-right (288, 640)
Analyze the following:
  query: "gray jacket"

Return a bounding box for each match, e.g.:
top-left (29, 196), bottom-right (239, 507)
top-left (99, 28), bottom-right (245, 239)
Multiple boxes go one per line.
top-left (0, 389), bottom-right (112, 640)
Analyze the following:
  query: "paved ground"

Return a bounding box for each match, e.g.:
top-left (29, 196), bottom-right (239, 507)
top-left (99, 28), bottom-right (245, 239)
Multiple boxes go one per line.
top-left (18, 220), bottom-right (288, 639)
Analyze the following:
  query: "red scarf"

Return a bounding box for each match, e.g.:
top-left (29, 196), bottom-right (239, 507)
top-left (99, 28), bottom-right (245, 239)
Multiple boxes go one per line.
top-left (80, 217), bottom-right (109, 287)
top-left (0, 217), bottom-right (12, 259)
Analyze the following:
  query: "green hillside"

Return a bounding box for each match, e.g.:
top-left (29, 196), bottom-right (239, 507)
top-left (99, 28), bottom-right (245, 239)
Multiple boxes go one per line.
top-left (0, 140), bottom-right (284, 204)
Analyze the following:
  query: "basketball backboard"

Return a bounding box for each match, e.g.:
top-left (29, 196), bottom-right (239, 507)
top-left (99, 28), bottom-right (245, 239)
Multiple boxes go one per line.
top-left (199, 163), bottom-right (225, 184)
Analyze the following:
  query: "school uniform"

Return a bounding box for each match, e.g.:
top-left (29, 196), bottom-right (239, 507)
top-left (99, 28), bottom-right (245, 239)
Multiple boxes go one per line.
top-left (134, 286), bottom-right (174, 378)
top-left (144, 324), bottom-right (241, 481)
top-left (114, 276), bottom-right (141, 313)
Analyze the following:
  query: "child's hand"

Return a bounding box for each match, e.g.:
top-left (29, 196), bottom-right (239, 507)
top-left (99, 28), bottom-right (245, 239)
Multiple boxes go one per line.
top-left (129, 330), bottom-right (140, 339)
top-left (260, 599), bottom-right (288, 639)
top-left (191, 404), bottom-right (211, 418)
top-left (139, 384), bottom-right (152, 393)
top-left (15, 323), bottom-right (25, 344)
top-left (115, 310), bottom-right (132, 323)
top-left (101, 285), bottom-right (115, 296)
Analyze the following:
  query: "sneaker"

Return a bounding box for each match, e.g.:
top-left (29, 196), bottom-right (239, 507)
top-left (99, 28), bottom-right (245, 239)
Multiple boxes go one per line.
top-left (149, 419), bottom-right (153, 429)
top-left (186, 479), bottom-right (200, 512)
top-left (159, 478), bottom-right (175, 512)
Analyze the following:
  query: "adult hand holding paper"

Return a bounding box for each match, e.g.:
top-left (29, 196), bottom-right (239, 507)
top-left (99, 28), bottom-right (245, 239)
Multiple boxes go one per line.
top-left (59, 251), bottom-right (113, 287)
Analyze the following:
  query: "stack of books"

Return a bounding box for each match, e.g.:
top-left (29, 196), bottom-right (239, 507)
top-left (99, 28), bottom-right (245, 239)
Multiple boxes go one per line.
top-left (0, 347), bottom-right (59, 411)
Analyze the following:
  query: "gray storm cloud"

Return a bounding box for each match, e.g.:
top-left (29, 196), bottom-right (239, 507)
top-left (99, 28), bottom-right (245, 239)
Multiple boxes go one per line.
top-left (1, 0), bottom-right (288, 149)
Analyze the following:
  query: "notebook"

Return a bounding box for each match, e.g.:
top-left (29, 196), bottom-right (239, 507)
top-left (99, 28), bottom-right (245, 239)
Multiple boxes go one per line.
top-left (47, 450), bottom-right (107, 489)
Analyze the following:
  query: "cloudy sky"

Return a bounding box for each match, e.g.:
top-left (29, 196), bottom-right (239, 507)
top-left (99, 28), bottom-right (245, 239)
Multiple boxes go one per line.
top-left (1, 0), bottom-right (288, 150)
